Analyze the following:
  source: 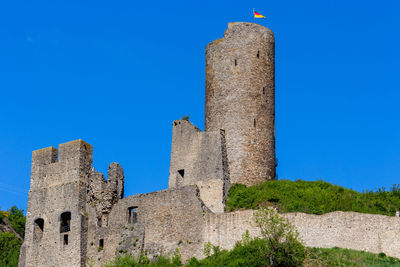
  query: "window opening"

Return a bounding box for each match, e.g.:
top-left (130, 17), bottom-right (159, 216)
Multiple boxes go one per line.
top-left (99, 239), bottom-right (104, 248)
top-left (234, 59), bottom-right (237, 66)
top-left (257, 50), bottom-right (260, 58)
top-left (60, 211), bottom-right (71, 233)
top-left (128, 206), bottom-right (138, 224)
top-left (254, 119), bottom-right (256, 128)
top-left (63, 234), bottom-right (69, 245)
top-left (33, 218), bottom-right (44, 242)
top-left (177, 169), bottom-right (185, 179)
top-left (263, 87), bottom-right (265, 95)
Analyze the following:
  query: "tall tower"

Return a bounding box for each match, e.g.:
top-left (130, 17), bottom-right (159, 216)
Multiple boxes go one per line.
top-left (20, 140), bottom-right (92, 267)
top-left (205, 22), bottom-right (275, 186)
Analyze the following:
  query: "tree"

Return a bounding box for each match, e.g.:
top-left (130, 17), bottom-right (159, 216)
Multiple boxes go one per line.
top-left (7, 206), bottom-right (25, 238)
top-left (254, 207), bottom-right (305, 266)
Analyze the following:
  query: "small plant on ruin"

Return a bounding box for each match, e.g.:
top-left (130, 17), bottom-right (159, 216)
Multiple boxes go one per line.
top-left (181, 116), bottom-right (189, 121)
top-left (203, 242), bottom-right (212, 257)
top-left (254, 207), bottom-right (305, 267)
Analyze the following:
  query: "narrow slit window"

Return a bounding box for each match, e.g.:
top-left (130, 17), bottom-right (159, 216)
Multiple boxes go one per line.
top-left (63, 234), bottom-right (69, 245)
top-left (254, 119), bottom-right (256, 128)
top-left (234, 59), bottom-right (237, 66)
top-left (99, 239), bottom-right (104, 248)
top-left (177, 169), bottom-right (184, 179)
top-left (128, 206), bottom-right (138, 224)
top-left (33, 218), bottom-right (44, 242)
top-left (257, 50), bottom-right (260, 58)
top-left (263, 87), bottom-right (265, 95)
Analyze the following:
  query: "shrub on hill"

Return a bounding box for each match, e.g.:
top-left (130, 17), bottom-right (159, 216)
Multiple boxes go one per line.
top-left (226, 179), bottom-right (400, 216)
top-left (0, 231), bottom-right (22, 267)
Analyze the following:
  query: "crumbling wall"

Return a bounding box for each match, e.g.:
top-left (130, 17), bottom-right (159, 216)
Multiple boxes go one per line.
top-left (86, 185), bottom-right (211, 266)
top-left (87, 163), bottom-right (124, 227)
top-left (169, 119), bottom-right (230, 212)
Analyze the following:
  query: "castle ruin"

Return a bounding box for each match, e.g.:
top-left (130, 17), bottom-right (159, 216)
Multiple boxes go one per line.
top-left (19, 23), bottom-right (400, 267)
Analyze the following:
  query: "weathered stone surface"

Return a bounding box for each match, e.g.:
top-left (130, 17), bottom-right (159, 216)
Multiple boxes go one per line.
top-left (169, 119), bottom-right (230, 212)
top-left (205, 22), bottom-right (276, 186)
top-left (20, 23), bottom-right (399, 267)
top-left (204, 210), bottom-right (400, 259)
top-left (21, 140), bottom-right (93, 267)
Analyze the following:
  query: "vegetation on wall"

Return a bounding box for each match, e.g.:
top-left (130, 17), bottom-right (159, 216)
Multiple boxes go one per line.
top-left (226, 179), bottom-right (400, 216)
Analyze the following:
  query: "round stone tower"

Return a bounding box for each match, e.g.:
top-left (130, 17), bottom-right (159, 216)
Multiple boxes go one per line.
top-left (205, 22), bottom-right (275, 186)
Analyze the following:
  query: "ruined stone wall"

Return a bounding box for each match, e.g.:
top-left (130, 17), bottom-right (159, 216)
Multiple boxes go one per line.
top-left (169, 119), bottom-right (230, 212)
top-left (204, 210), bottom-right (400, 259)
top-left (20, 140), bottom-right (93, 267)
top-left (205, 22), bottom-right (275, 186)
top-left (86, 185), bottom-right (211, 266)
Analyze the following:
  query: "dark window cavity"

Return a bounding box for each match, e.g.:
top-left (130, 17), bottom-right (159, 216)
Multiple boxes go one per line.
top-left (234, 59), bottom-right (237, 66)
top-left (63, 234), bottom-right (69, 245)
top-left (263, 87), bottom-right (265, 95)
top-left (177, 169), bottom-right (185, 179)
top-left (257, 50), bottom-right (260, 58)
top-left (99, 239), bottom-right (104, 248)
top-left (60, 211), bottom-right (71, 233)
top-left (128, 206), bottom-right (138, 224)
top-left (33, 218), bottom-right (44, 242)
top-left (254, 119), bottom-right (256, 128)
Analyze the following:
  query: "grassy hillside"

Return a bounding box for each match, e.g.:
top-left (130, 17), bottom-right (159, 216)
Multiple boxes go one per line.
top-left (226, 179), bottom-right (400, 216)
top-left (105, 244), bottom-right (400, 267)
top-left (305, 247), bottom-right (400, 267)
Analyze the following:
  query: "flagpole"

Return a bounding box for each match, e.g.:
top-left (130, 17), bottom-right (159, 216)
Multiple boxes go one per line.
top-left (253, 8), bottom-right (255, 23)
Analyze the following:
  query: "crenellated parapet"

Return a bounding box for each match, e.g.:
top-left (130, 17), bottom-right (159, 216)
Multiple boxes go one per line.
top-left (30, 140), bottom-right (93, 190)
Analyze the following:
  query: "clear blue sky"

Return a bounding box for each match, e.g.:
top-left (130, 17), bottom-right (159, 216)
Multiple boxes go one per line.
top-left (0, 0), bottom-right (399, 211)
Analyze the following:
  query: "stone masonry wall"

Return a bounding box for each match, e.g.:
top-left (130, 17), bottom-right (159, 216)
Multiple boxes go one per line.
top-left (169, 119), bottom-right (230, 212)
top-left (205, 22), bottom-right (276, 186)
top-left (204, 210), bottom-right (400, 259)
top-left (20, 140), bottom-right (93, 267)
top-left (86, 185), bottom-right (211, 266)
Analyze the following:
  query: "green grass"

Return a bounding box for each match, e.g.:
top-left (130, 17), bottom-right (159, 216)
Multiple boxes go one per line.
top-left (225, 179), bottom-right (400, 216)
top-left (306, 247), bottom-right (400, 266)
top-left (105, 243), bottom-right (400, 267)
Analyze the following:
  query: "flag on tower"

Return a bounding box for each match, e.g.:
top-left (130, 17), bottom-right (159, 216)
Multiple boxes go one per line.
top-left (254, 10), bottom-right (266, 19)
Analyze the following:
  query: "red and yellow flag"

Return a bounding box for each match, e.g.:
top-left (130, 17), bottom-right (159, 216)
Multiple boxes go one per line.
top-left (254, 11), bottom-right (266, 19)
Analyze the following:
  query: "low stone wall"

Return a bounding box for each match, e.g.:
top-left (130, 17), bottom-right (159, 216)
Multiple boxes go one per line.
top-left (204, 210), bottom-right (400, 259)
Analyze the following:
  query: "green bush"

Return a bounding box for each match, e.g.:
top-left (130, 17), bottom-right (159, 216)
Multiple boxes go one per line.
top-left (105, 250), bottom-right (182, 267)
top-left (226, 180), bottom-right (400, 216)
top-left (254, 207), bottom-right (305, 266)
top-left (0, 232), bottom-right (22, 267)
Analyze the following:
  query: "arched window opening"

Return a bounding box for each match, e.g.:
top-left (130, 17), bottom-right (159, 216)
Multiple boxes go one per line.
top-left (60, 211), bottom-right (71, 233)
top-left (33, 218), bottom-right (44, 242)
